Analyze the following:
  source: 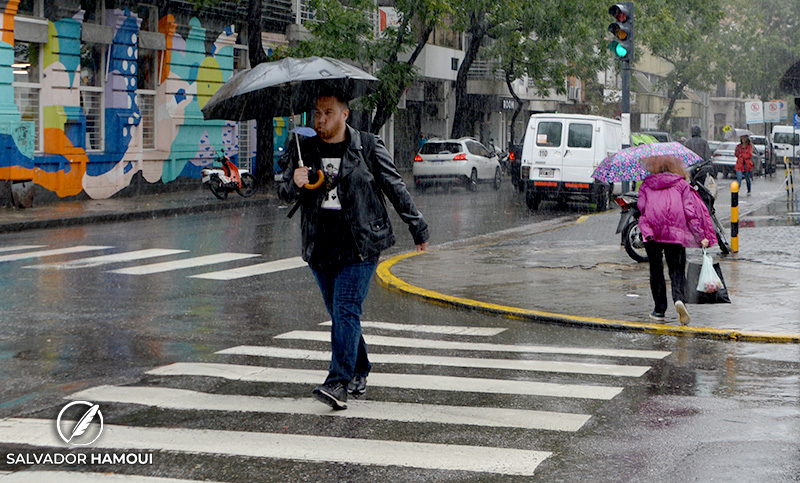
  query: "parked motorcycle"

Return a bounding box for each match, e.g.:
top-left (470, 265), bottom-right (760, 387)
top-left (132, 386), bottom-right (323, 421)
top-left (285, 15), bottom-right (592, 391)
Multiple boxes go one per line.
top-left (201, 151), bottom-right (257, 200)
top-left (615, 159), bottom-right (731, 263)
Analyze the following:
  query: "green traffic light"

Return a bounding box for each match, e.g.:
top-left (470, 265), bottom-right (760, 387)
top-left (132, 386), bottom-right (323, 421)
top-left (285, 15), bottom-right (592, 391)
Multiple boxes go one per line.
top-left (608, 41), bottom-right (628, 59)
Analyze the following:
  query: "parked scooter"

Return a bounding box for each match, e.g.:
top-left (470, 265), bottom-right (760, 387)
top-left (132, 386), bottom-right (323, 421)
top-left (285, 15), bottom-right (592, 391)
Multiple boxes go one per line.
top-left (615, 159), bottom-right (731, 262)
top-left (201, 150), bottom-right (257, 200)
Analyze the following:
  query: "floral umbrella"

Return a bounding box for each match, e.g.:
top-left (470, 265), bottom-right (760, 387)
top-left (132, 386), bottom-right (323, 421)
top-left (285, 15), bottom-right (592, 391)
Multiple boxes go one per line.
top-left (592, 142), bottom-right (704, 183)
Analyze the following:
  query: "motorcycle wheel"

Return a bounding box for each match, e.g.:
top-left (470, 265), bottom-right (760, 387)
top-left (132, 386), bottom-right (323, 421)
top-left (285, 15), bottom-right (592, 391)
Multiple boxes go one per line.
top-left (236, 173), bottom-right (257, 197)
top-left (622, 221), bottom-right (649, 263)
top-left (711, 213), bottom-right (731, 254)
top-left (208, 177), bottom-right (228, 200)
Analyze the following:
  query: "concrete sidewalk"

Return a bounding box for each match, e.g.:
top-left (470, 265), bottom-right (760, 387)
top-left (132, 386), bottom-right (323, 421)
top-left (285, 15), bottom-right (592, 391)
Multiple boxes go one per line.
top-left (378, 175), bottom-right (800, 343)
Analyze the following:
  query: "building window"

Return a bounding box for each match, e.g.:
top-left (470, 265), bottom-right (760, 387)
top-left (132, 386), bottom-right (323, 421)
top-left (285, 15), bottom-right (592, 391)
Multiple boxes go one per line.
top-left (80, 43), bottom-right (104, 151)
top-left (137, 47), bottom-right (157, 150)
top-left (13, 41), bottom-right (42, 152)
top-left (16, 0), bottom-right (43, 17)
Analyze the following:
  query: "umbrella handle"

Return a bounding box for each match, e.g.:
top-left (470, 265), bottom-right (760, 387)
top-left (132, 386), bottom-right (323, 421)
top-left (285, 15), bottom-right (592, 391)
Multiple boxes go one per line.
top-left (304, 169), bottom-right (324, 190)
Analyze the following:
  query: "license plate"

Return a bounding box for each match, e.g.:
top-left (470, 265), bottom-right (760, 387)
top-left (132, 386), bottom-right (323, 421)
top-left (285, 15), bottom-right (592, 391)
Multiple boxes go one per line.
top-left (539, 168), bottom-right (554, 178)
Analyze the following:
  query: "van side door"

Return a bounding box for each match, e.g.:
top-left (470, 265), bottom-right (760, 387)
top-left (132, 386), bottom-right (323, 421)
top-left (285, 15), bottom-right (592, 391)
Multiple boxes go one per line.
top-left (563, 120), bottom-right (596, 183)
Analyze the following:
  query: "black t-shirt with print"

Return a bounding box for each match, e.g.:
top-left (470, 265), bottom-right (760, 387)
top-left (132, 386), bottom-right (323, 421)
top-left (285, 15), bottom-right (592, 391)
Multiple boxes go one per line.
top-left (309, 137), bottom-right (375, 272)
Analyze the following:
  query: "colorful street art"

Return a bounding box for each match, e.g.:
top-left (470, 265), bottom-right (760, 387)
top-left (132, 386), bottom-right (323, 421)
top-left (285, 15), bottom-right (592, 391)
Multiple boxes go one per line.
top-left (0, 2), bottom-right (261, 199)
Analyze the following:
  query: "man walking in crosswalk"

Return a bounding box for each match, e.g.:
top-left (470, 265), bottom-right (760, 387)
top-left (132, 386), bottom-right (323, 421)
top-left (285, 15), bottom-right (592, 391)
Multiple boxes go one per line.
top-left (277, 91), bottom-right (429, 409)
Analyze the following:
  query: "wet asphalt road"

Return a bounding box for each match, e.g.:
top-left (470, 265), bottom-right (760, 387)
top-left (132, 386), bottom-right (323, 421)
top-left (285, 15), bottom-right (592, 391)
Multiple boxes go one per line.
top-left (0, 177), bottom-right (798, 481)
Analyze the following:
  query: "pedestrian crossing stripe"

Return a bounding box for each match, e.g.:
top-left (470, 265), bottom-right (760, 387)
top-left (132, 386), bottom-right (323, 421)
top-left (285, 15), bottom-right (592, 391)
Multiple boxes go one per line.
top-left (0, 245), bottom-right (46, 254)
top-left (107, 253), bottom-right (261, 275)
top-left (319, 320), bottom-right (507, 336)
top-left (23, 249), bottom-right (189, 269)
top-left (0, 418), bottom-right (551, 476)
top-left (69, 385), bottom-right (592, 432)
top-left (217, 346), bottom-right (652, 377)
top-left (0, 471), bottom-right (227, 483)
top-left (0, 245), bottom-right (113, 263)
top-left (146, 363), bottom-right (623, 400)
top-left (189, 256), bottom-right (307, 280)
top-left (275, 331), bottom-right (672, 360)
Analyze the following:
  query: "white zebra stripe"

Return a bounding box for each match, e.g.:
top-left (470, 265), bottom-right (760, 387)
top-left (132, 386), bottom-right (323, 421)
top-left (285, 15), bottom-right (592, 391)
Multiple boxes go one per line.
top-left (275, 330), bottom-right (672, 359)
top-left (0, 245), bottom-right (46, 254)
top-left (189, 256), bottom-right (306, 280)
top-left (216, 345), bottom-right (651, 377)
top-left (320, 320), bottom-right (507, 336)
top-left (0, 246), bottom-right (112, 263)
top-left (69, 385), bottom-right (591, 432)
top-left (23, 249), bottom-right (188, 269)
top-left (0, 418), bottom-right (551, 476)
top-left (146, 363), bottom-right (623, 400)
top-left (108, 253), bottom-right (261, 275)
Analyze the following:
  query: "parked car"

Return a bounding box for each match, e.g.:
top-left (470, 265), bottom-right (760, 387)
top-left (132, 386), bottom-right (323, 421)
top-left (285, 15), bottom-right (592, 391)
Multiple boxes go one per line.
top-left (750, 135), bottom-right (776, 175)
top-left (413, 138), bottom-right (502, 192)
top-left (771, 125), bottom-right (800, 165)
top-left (708, 140), bottom-right (721, 154)
top-left (712, 141), bottom-right (761, 178)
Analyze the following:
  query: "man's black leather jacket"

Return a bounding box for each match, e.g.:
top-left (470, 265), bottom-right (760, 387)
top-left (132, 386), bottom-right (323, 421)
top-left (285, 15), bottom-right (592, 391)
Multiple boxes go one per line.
top-left (277, 125), bottom-right (429, 263)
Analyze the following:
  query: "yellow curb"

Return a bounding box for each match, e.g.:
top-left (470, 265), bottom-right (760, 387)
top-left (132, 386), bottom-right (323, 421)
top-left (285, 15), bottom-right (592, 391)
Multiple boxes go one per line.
top-left (377, 251), bottom-right (800, 344)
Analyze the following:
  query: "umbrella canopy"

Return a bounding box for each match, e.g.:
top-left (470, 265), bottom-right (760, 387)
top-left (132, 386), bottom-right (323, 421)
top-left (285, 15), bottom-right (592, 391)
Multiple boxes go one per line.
top-left (723, 128), bottom-right (754, 140)
top-left (592, 142), bottom-right (703, 183)
top-left (201, 56), bottom-right (379, 121)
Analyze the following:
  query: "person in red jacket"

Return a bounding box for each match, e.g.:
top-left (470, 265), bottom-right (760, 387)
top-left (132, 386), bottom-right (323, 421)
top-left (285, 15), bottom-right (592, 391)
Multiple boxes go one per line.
top-left (638, 155), bottom-right (718, 325)
top-left (734, 135), bottom-right (754, 195)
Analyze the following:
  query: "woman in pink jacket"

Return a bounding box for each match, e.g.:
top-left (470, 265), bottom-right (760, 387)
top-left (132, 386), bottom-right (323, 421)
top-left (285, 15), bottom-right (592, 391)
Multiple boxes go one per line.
top-left (638, 155), bottom-right (718, 325)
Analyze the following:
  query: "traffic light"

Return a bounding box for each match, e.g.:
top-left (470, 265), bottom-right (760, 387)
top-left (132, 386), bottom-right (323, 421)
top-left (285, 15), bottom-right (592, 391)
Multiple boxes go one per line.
top-left (608, 2), bottom-right (634, 62)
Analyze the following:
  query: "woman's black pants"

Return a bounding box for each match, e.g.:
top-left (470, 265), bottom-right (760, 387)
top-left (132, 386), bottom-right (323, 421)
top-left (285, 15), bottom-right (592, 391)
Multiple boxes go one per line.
top-left (644, 241), bottom-right (686, 314)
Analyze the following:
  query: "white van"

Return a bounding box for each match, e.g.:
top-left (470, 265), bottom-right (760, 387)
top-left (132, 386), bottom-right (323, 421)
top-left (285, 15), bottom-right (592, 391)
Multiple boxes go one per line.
top-left (519, 114), bottom-right (622, 210)
top-left (771, 125), bottom-right (799, 164)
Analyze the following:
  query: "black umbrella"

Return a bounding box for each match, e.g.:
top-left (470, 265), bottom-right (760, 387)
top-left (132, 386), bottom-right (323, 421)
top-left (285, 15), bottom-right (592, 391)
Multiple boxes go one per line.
top-left (201, 56), bottom-right (379, 121)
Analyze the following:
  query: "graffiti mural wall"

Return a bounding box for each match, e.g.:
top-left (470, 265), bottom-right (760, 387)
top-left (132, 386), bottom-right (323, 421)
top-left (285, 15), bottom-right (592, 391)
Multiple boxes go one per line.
top-left (0, 0), bottom-right (264, 200)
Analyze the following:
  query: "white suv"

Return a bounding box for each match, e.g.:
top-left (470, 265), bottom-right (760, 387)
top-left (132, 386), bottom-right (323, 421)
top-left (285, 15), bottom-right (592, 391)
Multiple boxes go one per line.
top-left (412, 138), bottom-right (502, 192)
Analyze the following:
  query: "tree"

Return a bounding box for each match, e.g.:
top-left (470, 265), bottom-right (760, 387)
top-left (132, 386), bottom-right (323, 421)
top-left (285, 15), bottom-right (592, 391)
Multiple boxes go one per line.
top-left (286, 0), bottom-right (448, 134)
top-left (486, 0), bottom-right (609, 143)
top-left (448, 0), bottom-right (609, 139)
top-left (638, 0), bottom-right (726, 131)
top-left (720, 0), bottom-right (800, 102)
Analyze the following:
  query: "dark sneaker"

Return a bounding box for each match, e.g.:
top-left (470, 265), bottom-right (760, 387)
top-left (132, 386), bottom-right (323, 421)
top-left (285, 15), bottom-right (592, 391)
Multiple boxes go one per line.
top-left (675, 301), bottom-right (690, 325)
top-left (649, 311), bottom-right (666, 322)
top-left (312, 382), bottom-right (348, 410)
top-left (347, 375), bottom-right (367, 396)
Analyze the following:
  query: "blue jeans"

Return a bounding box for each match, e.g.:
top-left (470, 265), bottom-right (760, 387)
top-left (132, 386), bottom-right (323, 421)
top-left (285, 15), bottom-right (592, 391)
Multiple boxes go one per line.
top-left (736, 170), bottom-right (752, 193)
top-left (312, 261), bottom-right (376, 385)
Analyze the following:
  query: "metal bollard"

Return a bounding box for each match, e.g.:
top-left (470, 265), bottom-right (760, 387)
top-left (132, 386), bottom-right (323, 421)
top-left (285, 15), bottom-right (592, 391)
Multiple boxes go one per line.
top-left (731, 181), bottom-right (739, 253)
top-left (785, 157), bottom-right (795, 197)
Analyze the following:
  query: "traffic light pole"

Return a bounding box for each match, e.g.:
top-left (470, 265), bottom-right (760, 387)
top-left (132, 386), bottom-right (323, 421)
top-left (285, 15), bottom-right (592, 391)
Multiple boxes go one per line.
top-left (621, 59), bottom-right (631, 192)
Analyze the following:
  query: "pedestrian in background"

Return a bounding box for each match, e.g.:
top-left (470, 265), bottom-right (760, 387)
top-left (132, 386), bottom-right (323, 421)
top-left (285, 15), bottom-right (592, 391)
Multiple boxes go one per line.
top-left (277, 91), bottom-right (429, 410)
top-left (419, 132), bottom-right (428, 151)
top-left (684, 126), bottom-right (711, 162)
top-left (735, 135), bottom-right (754, 195)
top-left (637, 155), bottom-right (717, 325)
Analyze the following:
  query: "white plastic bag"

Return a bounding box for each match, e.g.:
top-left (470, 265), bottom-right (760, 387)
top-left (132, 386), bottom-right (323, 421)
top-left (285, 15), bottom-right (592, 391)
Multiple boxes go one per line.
top-left (697, 248), bottom-right (724, 293)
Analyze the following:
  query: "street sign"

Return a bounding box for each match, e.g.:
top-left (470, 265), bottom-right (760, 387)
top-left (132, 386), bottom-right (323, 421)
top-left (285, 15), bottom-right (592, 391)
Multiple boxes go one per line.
top-left (722, 124), bottom-right (732, 134)
top-left (793, 114), bottom-right (800, 129)
top-left (778, 99), bottom-right (788, 120)
top-left (765, 101), bottom-right (780, 123)
top-left (745, 101), bottom-right (763, 124)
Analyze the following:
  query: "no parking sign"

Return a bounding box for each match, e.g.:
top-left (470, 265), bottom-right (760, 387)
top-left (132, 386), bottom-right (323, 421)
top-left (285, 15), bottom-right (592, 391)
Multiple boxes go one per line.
top-left (745, 101), bottom-right (763, 124)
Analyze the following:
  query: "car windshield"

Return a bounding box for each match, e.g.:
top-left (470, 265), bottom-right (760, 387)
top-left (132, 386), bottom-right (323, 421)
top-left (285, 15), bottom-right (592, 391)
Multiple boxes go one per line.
top-left (751, 137), bottom-right (766, 145)
top-left (774, 133), bottom-right (800, 145)
top-left (718, 143), bottom-right (737, 151)
top-left (420, 142), bottom-right (462, 155)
